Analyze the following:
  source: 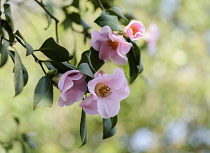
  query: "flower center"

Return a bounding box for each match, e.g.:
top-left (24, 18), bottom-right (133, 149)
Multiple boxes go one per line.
top-left (130, 26), bottom-right (138, 35)
top-left (95, 84), bottom-right (112, 98)
top-left (107, 40), bottom-right (119, 50)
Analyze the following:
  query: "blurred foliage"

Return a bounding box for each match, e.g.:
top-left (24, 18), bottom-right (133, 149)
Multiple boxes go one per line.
top-left (0, 0), bottom-right (210, 153)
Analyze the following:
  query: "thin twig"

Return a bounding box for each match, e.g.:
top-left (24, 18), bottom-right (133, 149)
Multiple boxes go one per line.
top-left (15, 36), bottom-right (47, 75)
top-left (34, 0), bottom-right (59, 43)
top-left (97, 0), bottom-right (105, 11)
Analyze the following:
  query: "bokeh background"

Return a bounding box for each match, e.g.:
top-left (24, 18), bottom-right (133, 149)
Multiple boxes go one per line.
top-left (1, 0), bottom-right (210, 152)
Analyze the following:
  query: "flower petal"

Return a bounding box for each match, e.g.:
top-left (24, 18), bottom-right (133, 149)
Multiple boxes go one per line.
top-left (110, 52), bottom-right (128, 65)
top-left (97, 92), bottom-right (120, 118)
top-left (99, 41), bottom-right (115, 62)
top-left (79, 94), bottom-right (99, 115)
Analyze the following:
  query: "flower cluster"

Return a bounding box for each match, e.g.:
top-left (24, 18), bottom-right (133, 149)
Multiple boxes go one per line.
top-left (58, 20), bottom-right (145, 118)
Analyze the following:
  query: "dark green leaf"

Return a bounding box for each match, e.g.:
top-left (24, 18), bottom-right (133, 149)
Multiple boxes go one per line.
top-left (4, 4), bottom-right (14, 31)
top-left (62, 12), bottom-right (90, 30)
top-left (110, 115), bottom-right (118, 129)
top-left (14, 50), bottom-right (24, 96)
top-left (78, 48), bottom-right (104, 73)
top-left (78, 63), bottom-right (93, 78)
top-left (79, 109), bottom-right (87, 147)
top-left (126, 41), bottom-right (144, 84)
top-left (0, 19), bottom-right (15, 43)
top-left (33, 76), bottom-right (53, 110)
top-left (44, 61), bottom-right (76, 73)
top-left (94, 12), bottom-right (122, 31)
top-left (0, 41), bottom-right (9, 67)
top-left (13, 116), bottom-right (20, 125)
top-left (36, 37), bottom-right (73, 62)
top-left (107, 7), bottom-right (128, 21)
top-left (103, 118), bottom-right (116, 139)
top-left (71, 0), bottom-right (80, 10)
top-left (15, 30), bottom-right (34, 56)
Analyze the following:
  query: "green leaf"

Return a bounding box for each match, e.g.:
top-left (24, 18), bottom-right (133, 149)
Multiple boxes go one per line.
top-left (8, 50), bottom-right (28, 86)
top-left (22, 133), bottom-right (36, 149)
top-left (78, 48), bottom-right (104, 73)
top-left (45, 2), bottom-right (54, 30)
top-left (78, 63), bottom-right (93, 78)
top-left (94, 12), bottom-right (122, 31)
top-left (79, 109), bottom-right (87, 147)
top-left (71, 0), bottom-right (80, 10)
top-left (36, 37), bottom-right (73, 62)
top-left (14, 50), bottom-right (24, 96)
top-left (2, 142), bottom-right (13, 151)
top-left (107, 7), bottom-right (128, 21)
top-left (44, 61), bottom-right (76, 73)
top-left (110, 115), bottom-right (118, 129)
top-left (62, 12), bottom-right (91, 30)
top-left (21, 142), bottom-right (28, 153)
top-left (126, 41), bottom-right (144, 84)
top-left (0, 41), bottom-right (9, 67)
top-left (103, 118), bottom-right (116, 139)
top-left (33, 76), bottom-right (53, 110)
top-left (4, 4), bottom-right (14, 31)
top-left (1, 19), bottom-right (15, 43)
top-left (15, 30), bottom-right (34, 56)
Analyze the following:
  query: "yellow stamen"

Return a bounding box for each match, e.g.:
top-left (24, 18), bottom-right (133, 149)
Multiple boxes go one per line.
top-left (95, 84), bottom-right (112, 98)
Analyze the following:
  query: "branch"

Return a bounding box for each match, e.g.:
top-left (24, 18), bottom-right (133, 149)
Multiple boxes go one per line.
top-left (97, 0), bottom-right (105, 11)
top-left (34, 0), bottom-right (59, 43)
top-left (15, 36), bottom-right (47, 75)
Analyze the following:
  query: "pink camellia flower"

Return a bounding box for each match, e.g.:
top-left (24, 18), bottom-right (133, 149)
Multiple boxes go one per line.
top-left (91, 26), bottom-right (132, 65)
top-left (79, 68), bottom-right (130, 118)
top-left (58, 70), bottom-right (87, 107)
top-left (124, 20), bottom-right (145, 40)
top-left (143, 23), bottom-right (160, 56)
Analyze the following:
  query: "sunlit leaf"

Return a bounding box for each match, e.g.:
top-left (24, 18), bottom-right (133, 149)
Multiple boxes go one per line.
top-left (0, 41), bottom-right (9, 67)
top-left (33, 76), bottom-right (53, 110)
top-left (94, 12), bottom-right (122, 31)
top-left (4, 4), bottom-right (14, 31)
top-left (36, 38), bottom-right (73, 62)
top-left (79, 109), bottom-right (87, 147)
top-left (103, 118), bottom-right (116, 139)
top-left (15, 30), bottom-right (34, 56)
top-left (14, 50), bottom-right (24, 96)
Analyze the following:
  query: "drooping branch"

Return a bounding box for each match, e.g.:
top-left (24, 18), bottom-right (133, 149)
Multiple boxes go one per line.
top-left (15, 36), bottom-right (47, 75)
top-left (34, 0), bottom-right (59, 43)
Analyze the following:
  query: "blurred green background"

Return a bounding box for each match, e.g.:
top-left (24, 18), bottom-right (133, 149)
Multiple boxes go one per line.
top-left (1, 0), bottom-right (210, 152)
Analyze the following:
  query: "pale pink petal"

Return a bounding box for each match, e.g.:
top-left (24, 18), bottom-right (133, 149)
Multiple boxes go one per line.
top-left (97, 92), bottom-right (120, 118)
top-left (91, 30), bottom-right (103, 51)
top-left (58, 70), bottom-right (80, 90)
top-left (112, 81), bottom-right (130, 101)
top-left (99, 41), bottom-right (115, 62)
top-left (110, 52), bottom-right (128, 65)
top-left (73, 81), bottom-right (87, 93)
top-left (79, 94), bottom-right (99, 115)
top-left (58, 97), bottom-right (66, 107)
top-left (73, 75), bottom-right (86, 85)
top-left (117, 40), bottom-right (132, 56)
top-left (60, 77), bottom-right (74, 92)
top-left (102, 68), bottom-right (125, 90)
